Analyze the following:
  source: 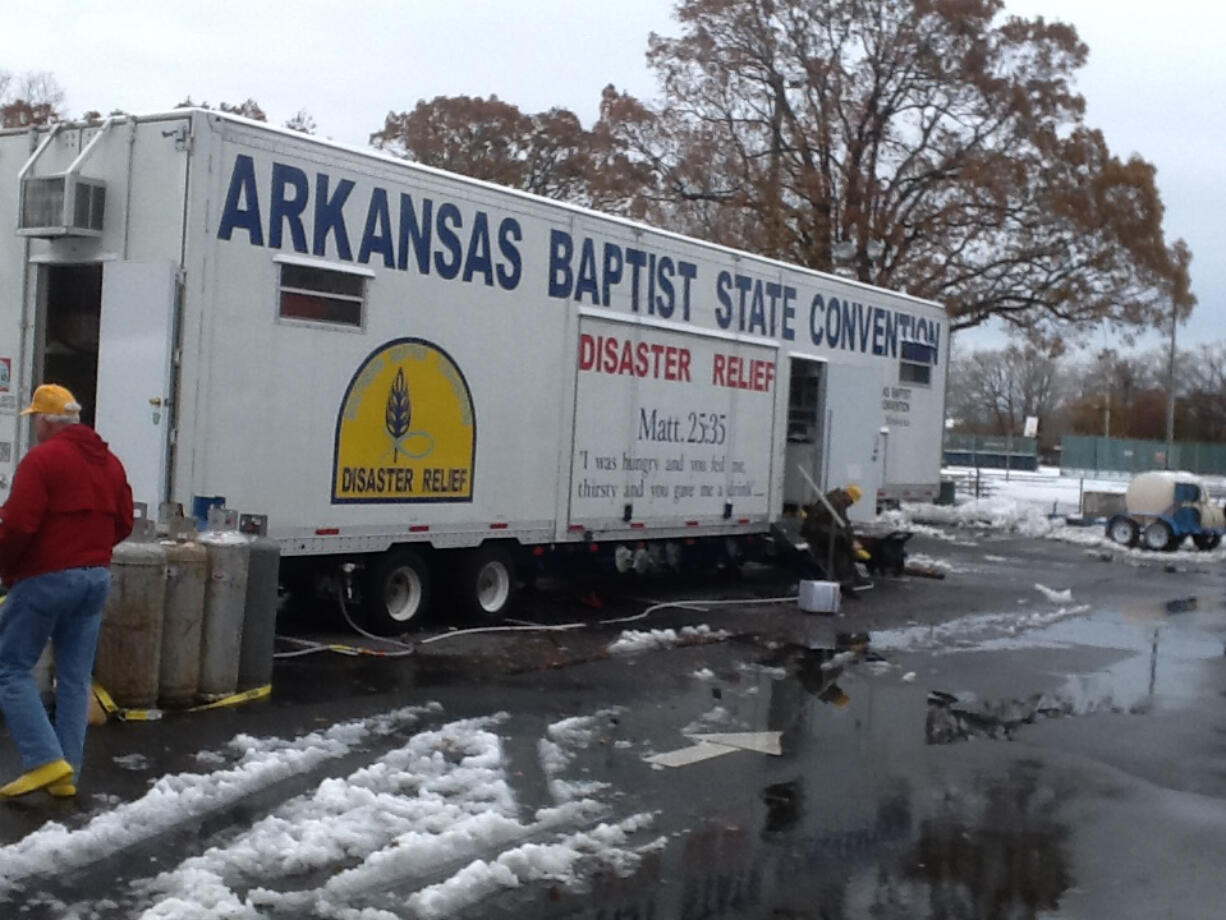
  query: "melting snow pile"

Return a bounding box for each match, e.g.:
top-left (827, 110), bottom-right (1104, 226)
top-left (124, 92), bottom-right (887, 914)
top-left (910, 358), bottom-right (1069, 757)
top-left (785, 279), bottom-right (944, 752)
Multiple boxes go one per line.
top-left (0, 706), bottom-right (661, 919)
top-left (608, 625), bottom-right (729, 655)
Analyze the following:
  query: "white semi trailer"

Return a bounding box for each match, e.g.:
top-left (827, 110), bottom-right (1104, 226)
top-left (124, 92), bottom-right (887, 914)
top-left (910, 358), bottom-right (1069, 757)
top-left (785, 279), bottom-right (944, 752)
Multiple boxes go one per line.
top-left (0, 111), bottom-right (947, 632)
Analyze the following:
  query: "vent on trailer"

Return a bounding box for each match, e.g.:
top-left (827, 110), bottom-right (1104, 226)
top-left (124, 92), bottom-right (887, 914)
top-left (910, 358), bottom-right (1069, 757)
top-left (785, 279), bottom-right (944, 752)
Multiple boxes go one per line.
top-left (18, 173), bottom-right (106, 238)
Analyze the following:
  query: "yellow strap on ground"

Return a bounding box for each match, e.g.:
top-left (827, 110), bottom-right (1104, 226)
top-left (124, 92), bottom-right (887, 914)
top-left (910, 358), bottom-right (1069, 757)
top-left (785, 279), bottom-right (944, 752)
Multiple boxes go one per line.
top-left (91, 681), bottom-right (271, 719)
top-left (91, 682), bottom-right (162, 721)
top-left (185, 684), bottom-right (272, 712)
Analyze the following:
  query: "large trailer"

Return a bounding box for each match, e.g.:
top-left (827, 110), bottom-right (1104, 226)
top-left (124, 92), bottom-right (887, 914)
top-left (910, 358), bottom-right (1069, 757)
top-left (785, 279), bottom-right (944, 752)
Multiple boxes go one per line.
top-left (0, 111), bottom-right (947, 631)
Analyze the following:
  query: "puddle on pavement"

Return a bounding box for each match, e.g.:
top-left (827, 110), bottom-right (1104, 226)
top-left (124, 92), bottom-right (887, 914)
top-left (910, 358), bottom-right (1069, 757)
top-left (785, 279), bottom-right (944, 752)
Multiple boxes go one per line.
top-left (485, 596), bottom-right (1225, 919)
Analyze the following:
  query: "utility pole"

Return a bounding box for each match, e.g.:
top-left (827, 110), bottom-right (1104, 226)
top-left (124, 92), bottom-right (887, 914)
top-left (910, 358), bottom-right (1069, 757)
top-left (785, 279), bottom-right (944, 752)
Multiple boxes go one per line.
top-left (1165, 299), bottom-right (1177, 470)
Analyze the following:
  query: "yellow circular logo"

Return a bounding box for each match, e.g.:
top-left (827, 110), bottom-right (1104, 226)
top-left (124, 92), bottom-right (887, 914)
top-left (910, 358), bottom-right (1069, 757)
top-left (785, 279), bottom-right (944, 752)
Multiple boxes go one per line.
top-left (332, 339), bottom-right (475, 503)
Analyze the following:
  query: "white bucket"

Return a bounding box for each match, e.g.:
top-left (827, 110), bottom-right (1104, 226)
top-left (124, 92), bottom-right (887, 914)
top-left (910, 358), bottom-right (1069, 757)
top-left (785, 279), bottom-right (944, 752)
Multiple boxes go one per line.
top-left (798, 579), bottom-right (840, 614)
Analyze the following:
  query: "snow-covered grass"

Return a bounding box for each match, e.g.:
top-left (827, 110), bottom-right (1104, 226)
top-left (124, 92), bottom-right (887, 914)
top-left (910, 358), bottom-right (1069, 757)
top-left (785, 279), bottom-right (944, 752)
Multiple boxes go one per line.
top-left (880, 466), bottom-right (1226, 564)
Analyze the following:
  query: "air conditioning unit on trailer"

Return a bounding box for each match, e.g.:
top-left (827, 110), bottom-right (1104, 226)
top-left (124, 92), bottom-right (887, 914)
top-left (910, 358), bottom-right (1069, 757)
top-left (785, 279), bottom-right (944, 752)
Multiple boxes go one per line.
top-left (17, 173), bottom-right (106, 238)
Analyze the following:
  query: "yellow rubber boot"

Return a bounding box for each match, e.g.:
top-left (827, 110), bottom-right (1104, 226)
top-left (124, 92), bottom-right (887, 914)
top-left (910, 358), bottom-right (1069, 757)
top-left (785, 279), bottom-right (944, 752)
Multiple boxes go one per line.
top-left (47, 779), bottom-right (78, 798)
top-left (0, 759), bottom-right (73, 798)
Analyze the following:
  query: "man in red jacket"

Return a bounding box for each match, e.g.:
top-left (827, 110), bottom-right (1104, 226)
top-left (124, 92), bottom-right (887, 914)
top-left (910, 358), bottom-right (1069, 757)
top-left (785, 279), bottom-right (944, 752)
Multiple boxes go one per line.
top-left (0, 384), bottom-right (133, 797)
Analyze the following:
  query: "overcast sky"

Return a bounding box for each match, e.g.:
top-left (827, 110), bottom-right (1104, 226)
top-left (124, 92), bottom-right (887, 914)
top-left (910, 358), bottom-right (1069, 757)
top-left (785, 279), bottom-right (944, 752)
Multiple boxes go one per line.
top-left (2, 0), bottom-right (1220, 351)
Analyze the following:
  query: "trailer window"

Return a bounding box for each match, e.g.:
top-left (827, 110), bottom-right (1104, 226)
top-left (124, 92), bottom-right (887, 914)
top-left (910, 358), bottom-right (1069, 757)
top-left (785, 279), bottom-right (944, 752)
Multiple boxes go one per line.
top-left (899, 341), bottom-right (935, 386)
top-left (278, 263), bottom-right (365, 328)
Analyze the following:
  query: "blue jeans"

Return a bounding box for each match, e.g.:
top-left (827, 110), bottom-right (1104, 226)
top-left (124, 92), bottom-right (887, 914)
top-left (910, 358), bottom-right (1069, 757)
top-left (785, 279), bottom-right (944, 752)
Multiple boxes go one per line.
top-left (0, 567), bottom-right (111, 775)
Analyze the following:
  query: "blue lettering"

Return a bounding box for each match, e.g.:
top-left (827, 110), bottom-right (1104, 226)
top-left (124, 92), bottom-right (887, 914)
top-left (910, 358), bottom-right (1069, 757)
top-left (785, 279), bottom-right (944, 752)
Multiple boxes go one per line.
top-left (397, 194), bottom-right (432, 274)
top-left (930, 321), bottom-right (942, 364)
top-left (840, 299), bottom-right (856, 351)
top-left (783, 286), bottom-right (796, 341)
top-left (734, 275), bottom-right (753, 332)
top-left (871, 308), bottom-right (886, 355)
top-left (433, 203), bottom-right (462, 279)
top-left (268, 162), bottom-right (307, 252)
top-left (677, 261), bottom-right (696, 322)
top-left (626, 248), bottom-right (648, 312)
top-left (462, 211), bottom-right (494, 285)
top-left (358, 187), bottom-right (395, 268)
top-left (765, 283), bottom-right (781, 337)
top-left (496, 218), bottom-right (522, 290)
top-left (655, 256), bottom-right (675, 318)
top-left (217, 154), bottom-right (263, 245)
top-left (809, 294), bottom-right (824, 345)
top-left (827, 297), bottom-right (842, 346)
top-left (574, 238), bottom-right (599, 305)
top-left (715, 272), bottom-right (734, 329)
top-left (312, 174), bottom-right (354, 260)
top-left (602, 243), bottom-right (624, 307)
top-left (856, 303), bottom-right (872, 352)
top-left (548, 229), bottom-right (574, 298)
top-left (748, 280), bottom-right (767, 335)
top-left (883, 310), bottom-right (898, 357)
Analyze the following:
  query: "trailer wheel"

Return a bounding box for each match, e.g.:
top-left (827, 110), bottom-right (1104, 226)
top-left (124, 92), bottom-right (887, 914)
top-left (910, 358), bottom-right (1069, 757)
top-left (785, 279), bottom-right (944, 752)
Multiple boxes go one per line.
top-left (452, 544), bottom-right (517, 621)
top-left (1141, 520), bottom-right (1173, 552)
top-left (365, 548), bottom-right (432, 634)
top-left (1193, 533), bottom-right (1222, 551)
top-left (1106, 515), bottom-right (1138, 548)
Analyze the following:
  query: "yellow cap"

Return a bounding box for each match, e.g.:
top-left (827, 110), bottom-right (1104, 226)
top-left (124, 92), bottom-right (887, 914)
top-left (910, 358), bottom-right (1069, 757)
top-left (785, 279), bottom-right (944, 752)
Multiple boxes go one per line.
top-left (846, 483), bottom-right (863, 503)
top-left (20, 384), bottom-right (81, 417)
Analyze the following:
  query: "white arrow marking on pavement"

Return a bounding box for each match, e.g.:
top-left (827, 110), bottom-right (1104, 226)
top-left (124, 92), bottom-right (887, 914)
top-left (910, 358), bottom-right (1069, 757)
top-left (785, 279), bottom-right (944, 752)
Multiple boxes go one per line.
top-left (644, 731), bottom-right (783, 768)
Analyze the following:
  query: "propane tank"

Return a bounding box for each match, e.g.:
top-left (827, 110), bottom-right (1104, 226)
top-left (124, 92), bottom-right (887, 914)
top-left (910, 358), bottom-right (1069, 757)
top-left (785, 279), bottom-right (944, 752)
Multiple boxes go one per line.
top-left (198, 507), bottom-right (250, 701)
top-left (96, 505), bottom-right (167, 709)
top-left (158, 515), bottom-right (208, 708)
top-left (237, 513), bottom-right (280, 692)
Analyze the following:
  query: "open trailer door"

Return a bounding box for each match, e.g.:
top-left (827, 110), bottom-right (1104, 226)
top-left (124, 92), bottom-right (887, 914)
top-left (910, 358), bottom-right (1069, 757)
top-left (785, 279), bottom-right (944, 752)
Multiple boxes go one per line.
top-left (94, 260), bottom-right (178, 511)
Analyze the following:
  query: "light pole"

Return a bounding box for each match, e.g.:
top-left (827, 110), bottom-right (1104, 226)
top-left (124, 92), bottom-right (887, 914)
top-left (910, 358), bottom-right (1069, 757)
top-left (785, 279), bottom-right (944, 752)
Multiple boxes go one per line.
top-left (1164, 300), bottom-right (1177, 470)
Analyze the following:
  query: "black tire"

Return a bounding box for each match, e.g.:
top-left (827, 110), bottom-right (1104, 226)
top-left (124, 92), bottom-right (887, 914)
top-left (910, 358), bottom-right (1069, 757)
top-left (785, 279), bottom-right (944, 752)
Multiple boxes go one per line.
top-left (364, 547), bottom-right (432, 634)
top-left (1141, 520), bottom-right (1173, 552)
top-left (450, 543), bottom-right (517, 622)
top-left (1165, 533), bottom-right (1186, 551)
top-left (1192, 533), bottom-right (1222, 551)
top-left (1106, 515), bottom-right (1138, 548)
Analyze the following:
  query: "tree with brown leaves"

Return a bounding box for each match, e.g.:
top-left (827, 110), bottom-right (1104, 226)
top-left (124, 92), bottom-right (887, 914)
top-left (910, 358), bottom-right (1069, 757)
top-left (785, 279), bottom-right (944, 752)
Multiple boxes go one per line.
top-left (0, 70), bottom-right (64, 128)
top-left (610, 0), bottom-right (1193, 344)
top-left (370, 93), bottom-right (653, 217)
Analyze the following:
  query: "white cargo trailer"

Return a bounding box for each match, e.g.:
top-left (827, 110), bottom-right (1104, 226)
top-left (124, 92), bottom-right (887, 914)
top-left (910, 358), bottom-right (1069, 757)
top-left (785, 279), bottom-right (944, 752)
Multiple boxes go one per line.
top-left (0, 111), bottom-right (947, 631)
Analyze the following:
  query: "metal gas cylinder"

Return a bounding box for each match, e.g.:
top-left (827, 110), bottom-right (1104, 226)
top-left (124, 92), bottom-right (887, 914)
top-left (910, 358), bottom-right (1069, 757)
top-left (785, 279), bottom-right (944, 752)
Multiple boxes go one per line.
top-left (237, 514), bottom-right (281, 692)
top-left (158, 516), bottom-right (208, 708)
top-left (96, 507), bottom-right (167, 709)
top-left (198, 507), bottom-right (250, 700)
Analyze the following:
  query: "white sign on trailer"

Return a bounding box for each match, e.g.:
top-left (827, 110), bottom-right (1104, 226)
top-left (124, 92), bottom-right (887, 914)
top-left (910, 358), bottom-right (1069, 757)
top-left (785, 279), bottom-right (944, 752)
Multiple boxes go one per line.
top-left (569, 317), bottom-right (776, 528)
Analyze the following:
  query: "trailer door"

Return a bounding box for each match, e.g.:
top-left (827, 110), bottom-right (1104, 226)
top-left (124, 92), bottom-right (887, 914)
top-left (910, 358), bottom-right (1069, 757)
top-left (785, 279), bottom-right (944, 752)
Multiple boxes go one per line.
top-left (822, 362), bottom-right (884, 523)
top-left (95, 260), bottom-right (178, 511)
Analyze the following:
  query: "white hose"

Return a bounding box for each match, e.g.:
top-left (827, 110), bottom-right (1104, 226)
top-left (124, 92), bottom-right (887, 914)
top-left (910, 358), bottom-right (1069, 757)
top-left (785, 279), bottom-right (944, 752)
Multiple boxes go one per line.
top-left (274, 591), bottom-right (800, 658)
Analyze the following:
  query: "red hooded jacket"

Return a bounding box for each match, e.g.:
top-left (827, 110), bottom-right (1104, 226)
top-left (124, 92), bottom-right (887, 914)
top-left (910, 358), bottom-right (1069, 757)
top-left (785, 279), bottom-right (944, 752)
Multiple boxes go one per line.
top-left (0, 425), bottom-right (134, 585)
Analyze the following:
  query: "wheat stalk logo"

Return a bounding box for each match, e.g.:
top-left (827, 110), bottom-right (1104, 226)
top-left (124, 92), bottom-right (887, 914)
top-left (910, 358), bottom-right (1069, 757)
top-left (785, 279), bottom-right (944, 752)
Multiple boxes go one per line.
top-left (385, 368), bottom-right (411, 462)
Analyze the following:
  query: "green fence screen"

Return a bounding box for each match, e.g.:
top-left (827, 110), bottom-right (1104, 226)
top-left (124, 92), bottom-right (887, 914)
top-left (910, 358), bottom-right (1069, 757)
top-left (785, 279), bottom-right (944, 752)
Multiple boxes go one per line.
top-left (1061, 435), bottom-right (1226, 477)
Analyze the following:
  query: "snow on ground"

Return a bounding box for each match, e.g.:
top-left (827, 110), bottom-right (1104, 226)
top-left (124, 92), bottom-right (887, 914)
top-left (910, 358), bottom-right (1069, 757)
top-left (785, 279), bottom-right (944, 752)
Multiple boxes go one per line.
top-left (869, 602), bottom-right (1098, 655)
top-left (539, 709), bottom-right (622, 803)
top-left (0, 703), bottom-right (441, 891)
top-left (879, 466), bottom-right (1226, 564)
top-left (6, 707), bottom-right (660, 919)
top-left (607, 625), bottom-right (730, 655)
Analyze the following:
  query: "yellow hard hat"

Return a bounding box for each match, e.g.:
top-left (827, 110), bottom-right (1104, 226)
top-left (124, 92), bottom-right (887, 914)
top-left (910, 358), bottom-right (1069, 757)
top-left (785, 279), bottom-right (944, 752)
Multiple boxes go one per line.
top-left (846, 483), bottom-right (863, 503)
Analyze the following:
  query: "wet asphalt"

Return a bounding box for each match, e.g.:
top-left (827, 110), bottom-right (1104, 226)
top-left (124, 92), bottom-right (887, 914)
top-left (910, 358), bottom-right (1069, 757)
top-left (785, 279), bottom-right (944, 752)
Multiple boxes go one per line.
top-left (2, 525), bottom-right (1225, 919)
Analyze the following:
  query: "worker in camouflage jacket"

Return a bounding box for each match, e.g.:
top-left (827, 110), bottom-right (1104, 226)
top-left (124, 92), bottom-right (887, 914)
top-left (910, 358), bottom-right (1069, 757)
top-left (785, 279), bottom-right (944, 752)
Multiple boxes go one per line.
top-left (801, 484), bottom-right (870, 592)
